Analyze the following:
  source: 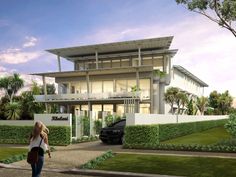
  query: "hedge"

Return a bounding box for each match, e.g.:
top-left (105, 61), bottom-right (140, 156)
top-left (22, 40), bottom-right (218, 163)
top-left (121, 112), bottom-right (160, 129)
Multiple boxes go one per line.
top-left (159, 119), bottom-right (227, 141)
top-left (0, 125), bottom-right (71, 146)
top-left (124, 125), bottom-right (160, 148)
top-left (124, 119), bottom-right (227, 149)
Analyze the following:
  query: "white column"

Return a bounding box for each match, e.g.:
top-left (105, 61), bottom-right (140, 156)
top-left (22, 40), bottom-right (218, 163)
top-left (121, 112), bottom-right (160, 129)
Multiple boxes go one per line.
top-left (95, 50), bottom-right (98, 69)
top-left (57, 55), bottom-right (61, 72)
top-left (138, 47), bottom-right (141, 66)
top-left (42, 75), bottom-right (48, 113)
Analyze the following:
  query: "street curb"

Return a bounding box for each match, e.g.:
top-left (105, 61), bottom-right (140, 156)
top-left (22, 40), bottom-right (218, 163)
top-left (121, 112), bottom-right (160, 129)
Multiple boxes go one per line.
top-left (0, 163), bottom-right (182, 177)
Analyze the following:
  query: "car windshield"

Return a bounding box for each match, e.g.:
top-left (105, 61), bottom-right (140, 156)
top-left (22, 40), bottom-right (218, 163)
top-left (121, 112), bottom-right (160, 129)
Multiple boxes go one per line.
top-left (112, 120), bottom-right (126, 127)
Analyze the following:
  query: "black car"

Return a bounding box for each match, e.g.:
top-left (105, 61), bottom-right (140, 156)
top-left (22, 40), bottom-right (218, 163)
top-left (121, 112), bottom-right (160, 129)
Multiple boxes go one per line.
top-left (99, 119), bottom-right (126, 144)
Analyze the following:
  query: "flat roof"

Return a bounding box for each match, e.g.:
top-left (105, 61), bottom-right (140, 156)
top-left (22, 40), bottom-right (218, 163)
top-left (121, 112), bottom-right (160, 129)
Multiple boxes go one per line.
top-left (173, 65), bottom-right (208, 87)
top-left (32, 66), bottom-right (154, 77)
top-left (47, 36), bottom-right (174, 61)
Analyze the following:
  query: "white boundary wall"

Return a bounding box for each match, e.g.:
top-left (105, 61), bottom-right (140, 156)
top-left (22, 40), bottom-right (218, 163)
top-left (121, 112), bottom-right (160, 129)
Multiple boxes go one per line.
top-left (0, 114), bottom-right (72, 127)
top-left (126, 113), bottom-right (228, 126)
top-left (34, 114), bottom-right (72, 127)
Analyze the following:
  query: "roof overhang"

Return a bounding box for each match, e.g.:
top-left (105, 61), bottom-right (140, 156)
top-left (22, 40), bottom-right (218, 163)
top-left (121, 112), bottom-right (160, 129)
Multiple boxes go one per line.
top-left (173, 65), bottom-right (208, 87)
top-left (46, 36), bottom-right (174, 61)
top-left (31, 66), bottom-right (154, 78)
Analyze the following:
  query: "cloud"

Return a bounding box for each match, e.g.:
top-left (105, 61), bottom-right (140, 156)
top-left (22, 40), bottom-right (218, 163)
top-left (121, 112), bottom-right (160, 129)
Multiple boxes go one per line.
top-left (0, 36), bottom-right (42, 64)
top-left (81, 16), bottom-right (236, 96)
top-left (23, 36), bottom-right (38, 48)
top-left (0, 48), bottom-right (42, 64)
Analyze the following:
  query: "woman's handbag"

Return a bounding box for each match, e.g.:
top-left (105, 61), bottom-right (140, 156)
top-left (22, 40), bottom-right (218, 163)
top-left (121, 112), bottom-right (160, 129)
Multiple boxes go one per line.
top-left (27, 138), bottom-right (43, 164)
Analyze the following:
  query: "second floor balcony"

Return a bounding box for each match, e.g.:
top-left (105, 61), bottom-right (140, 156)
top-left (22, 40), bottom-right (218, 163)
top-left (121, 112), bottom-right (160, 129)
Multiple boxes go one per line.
top-left (34, 90), bottom-right (150, 103)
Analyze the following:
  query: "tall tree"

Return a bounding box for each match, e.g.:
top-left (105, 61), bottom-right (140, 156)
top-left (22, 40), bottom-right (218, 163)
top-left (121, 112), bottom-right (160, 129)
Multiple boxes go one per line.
top-left (196, 96), bottom-right (208, 115)
top-left (218, 90), bottom-right (233, 114)
top-left (176, 0), bottom-right (236, 37)
top-left (176, 92), bottom-right (189, 114)
top-left (0, 73), bottom-right (24, 103)
top-left (164, 87), bottom-right (179, 114)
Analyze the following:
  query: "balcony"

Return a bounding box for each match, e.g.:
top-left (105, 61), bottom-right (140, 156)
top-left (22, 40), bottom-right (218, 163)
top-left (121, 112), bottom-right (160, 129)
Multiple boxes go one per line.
top-left (34, 91), bottom-right (150, 103)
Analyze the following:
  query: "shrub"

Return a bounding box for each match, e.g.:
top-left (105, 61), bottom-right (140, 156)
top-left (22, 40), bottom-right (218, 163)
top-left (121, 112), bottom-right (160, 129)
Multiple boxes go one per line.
top-left (0, 125), bottom-right (71, 145)
top-left (224, 114), bottom-right (236, 137)
top-left (80, 150), bottom-right (114, 169)
top-left (124, 125), bottom-right (159, 148)
top-left (159, 119), bottom-right (227, 141)
top-left (94, 119), bottom-right (102, 134)
top-left (124, 119), bottom-right (228, 149)
top-left (82, 116), bottom-right (90, 136)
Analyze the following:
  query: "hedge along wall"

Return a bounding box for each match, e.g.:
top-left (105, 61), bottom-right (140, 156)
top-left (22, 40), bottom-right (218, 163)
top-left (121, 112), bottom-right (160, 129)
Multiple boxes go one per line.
top-left (124, 119), bottom-right (227, 148)
top-left (0, 125), bottom-right (71, 146)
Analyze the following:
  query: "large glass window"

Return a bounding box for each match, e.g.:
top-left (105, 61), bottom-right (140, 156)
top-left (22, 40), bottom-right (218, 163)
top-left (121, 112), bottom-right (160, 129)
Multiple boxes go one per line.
top-left (127, 80), bottom-right (136, 92)
top-left (116, 104), bottom-right (124, 116)
top-left (116, 80), bottom-right (127, 92)
top-left (91, 81), bottom-right (102, 93)
top-left (103, 104), bottom-right (113, 114)
top-left (140, 103), bottom-right (150, 114)
top-left (112, 59), bottom-right (120, 68)
top-left (80, 82), bottom-right (87, 93)
top-left (103, 81), bottom-right (113, 93)
top-left (140, 79), bottom-right (150, 99)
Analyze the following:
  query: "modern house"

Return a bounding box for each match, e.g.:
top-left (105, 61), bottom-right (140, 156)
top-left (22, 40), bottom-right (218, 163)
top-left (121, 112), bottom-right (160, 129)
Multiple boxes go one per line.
top-left (33, 36), bottom-right (208, 116)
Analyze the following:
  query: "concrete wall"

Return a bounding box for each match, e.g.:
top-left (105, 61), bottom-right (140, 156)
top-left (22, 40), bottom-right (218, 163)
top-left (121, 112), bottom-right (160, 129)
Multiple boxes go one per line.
top-left (168, 69), bottom-right (204, 97)
top-left (126, 113), bottom-right (228, 126)
top-left (0, 120), bottom-right (33, 126)
top-left (34, 114), bottom-right (72, 127)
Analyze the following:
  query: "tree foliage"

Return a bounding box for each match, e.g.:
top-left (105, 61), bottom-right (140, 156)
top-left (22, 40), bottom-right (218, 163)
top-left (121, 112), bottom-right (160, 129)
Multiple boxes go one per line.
top-left (0, 73), bottom-right (24, 103)
top-left (196, 96), bottom-right (208, 115)
top-left (176, 0), bottom-right (236, 37)
top-left (208, 90), bottom-right (233, 115)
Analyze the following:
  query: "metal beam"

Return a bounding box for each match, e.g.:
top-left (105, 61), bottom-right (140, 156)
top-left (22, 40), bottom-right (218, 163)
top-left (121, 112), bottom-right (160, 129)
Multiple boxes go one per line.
top-left (57, 55), bottom-right (62, 72)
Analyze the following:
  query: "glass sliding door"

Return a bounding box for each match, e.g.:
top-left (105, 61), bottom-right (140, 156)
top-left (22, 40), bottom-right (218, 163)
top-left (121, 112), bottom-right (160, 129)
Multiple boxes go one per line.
top-left (91, 81), bottom-right (102, 93)
top-left (116, 80), bottom-right (127, 92)
top-left (103, 81), bottom-right (113, 93)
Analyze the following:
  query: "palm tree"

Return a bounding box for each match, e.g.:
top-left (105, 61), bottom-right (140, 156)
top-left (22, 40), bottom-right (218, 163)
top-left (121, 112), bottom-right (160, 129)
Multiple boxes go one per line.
top-left (0, 73), bottom-right (24, 103)
top-left (176, 92), bottom-right (188, 114)
top-left (164, 87), bottom-right (179, 114)
top-left (196, 96), bottom-right (208, 115)
top-left (5, 102), bottom-right (21, 120)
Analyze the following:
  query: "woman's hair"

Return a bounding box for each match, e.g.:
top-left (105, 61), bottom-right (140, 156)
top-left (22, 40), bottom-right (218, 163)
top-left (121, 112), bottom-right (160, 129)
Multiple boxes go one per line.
top-left (31, 121), bottom-right (49, 141)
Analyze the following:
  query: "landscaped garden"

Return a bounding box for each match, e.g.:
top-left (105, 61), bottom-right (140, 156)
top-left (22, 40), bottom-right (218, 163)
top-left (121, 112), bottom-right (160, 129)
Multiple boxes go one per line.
top-left (94, 153), bottom-right (236, 177)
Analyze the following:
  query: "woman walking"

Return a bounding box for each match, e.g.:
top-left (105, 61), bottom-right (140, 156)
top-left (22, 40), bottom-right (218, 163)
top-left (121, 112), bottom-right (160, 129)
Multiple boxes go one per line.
top-left (29, 121), bottom-right (51, 177)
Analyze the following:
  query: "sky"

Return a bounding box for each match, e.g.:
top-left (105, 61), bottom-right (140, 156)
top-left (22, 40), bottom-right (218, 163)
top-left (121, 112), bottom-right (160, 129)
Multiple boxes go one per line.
top-left (0, 0), bottom-right (235, 97)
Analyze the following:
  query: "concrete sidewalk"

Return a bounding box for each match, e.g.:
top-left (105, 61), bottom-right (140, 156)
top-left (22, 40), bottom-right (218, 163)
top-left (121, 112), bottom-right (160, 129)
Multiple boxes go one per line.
top-left (0, 163), bottom-right (182, 177)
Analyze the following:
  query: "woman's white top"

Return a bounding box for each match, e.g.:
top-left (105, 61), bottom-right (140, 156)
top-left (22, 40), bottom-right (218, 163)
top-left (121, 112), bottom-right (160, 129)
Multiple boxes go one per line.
top-left (29, 135), bottom-right (48, 152)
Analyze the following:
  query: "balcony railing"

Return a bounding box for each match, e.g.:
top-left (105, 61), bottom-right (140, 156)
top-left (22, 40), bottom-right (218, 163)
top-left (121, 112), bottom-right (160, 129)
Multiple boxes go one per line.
top-left (34, 91), bottom-right (150, 102)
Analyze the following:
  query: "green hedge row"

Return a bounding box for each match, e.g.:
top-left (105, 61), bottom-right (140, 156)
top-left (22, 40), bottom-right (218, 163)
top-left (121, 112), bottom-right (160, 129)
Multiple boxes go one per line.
top-left (124, 119), bottom-right (227, 149)
top-left (124, 125), bottom-right (160, 148)
top-left (159, 119), bottom-right (227, 141)
top-left (123, 143), bottom-right (236, 153)
top-left (0, 125), bottom-right (71, 146)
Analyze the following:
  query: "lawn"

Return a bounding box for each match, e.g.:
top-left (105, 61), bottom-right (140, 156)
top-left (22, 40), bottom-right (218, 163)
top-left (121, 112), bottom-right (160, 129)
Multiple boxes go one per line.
top-left (95, 153), bottom-right (236, 177)
top-left (0, 148), bottom-right (27, 161)
top-left (162, 126), bottom-right (230, 145)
